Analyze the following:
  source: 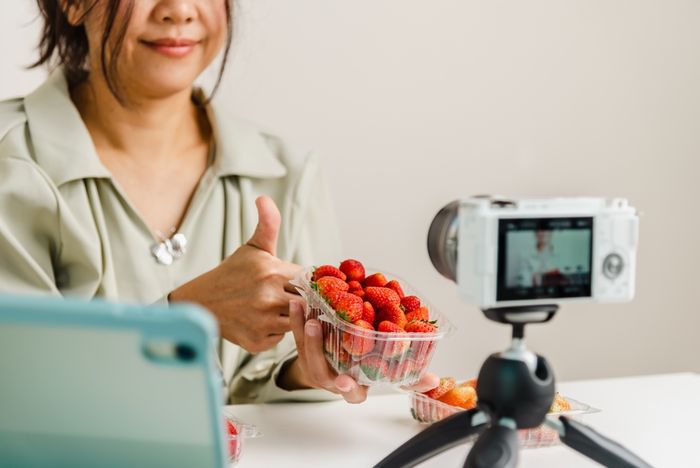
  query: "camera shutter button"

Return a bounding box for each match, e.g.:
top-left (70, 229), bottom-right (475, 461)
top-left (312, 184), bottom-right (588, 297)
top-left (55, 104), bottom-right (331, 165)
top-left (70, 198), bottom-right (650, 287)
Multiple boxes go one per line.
top-left (603, 253), bottom-right (624, 279)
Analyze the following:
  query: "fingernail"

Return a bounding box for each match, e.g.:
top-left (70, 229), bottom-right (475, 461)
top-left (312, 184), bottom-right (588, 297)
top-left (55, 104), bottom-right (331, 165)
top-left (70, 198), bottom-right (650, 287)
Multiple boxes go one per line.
top-left (336, 381), bottom-right (351, 392)
top-left (305, 322), bottom-right (319, 337)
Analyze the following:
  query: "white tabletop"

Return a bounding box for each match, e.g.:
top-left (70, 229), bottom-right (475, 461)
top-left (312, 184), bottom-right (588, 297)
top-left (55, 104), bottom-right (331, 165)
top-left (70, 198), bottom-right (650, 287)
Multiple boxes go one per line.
top-left (226, 372), bottom-right (700, 468)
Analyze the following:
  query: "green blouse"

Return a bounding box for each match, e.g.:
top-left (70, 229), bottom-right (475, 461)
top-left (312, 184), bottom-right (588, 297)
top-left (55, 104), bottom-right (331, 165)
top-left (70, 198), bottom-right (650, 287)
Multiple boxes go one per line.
top-left (0, 69), bottom-right (341, 403)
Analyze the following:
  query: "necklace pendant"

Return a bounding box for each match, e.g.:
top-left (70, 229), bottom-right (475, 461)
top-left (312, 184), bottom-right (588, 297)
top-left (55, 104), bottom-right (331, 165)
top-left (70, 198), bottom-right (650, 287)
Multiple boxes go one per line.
top-left (151, 232), bottom-right (187, 265)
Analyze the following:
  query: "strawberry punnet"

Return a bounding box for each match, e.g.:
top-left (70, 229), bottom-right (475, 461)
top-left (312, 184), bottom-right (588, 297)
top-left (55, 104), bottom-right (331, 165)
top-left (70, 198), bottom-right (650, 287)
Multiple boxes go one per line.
top-left (342, 319), bottom-right (375, 357)
top-left (376, 320), bottom-right (410, 358)
top-left (364, 286), bottom-right (401, 311)
top-left (359, 355), bottom-right (390, 381)
top-left (339, 259), bottom-right (366, 283)
top-left (313, 264), bottom-right (347, 282)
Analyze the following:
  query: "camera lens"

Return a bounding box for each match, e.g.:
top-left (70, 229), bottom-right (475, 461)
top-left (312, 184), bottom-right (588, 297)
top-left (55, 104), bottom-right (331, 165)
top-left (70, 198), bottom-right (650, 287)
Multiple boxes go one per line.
top-left (427, 200), bottom-right (460, 282)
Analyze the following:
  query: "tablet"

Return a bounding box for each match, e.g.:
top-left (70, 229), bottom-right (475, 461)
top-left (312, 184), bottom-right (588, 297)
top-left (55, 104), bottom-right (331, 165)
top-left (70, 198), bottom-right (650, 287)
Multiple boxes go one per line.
top-left (0, 294), bottom-right (228, 468)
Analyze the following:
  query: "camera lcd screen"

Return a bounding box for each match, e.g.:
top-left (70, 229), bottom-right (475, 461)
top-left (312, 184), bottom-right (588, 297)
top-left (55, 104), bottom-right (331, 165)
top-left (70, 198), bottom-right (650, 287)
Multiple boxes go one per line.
top-left (497, 217), bottom-right (593, 301)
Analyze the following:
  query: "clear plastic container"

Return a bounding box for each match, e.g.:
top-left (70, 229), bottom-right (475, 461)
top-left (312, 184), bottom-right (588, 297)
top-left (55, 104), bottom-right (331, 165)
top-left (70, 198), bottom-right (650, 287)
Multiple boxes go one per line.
top-left (292, 268), bottom-right (455, 386)
top-left (408, 392), bottom-right (600, 448)
top-left (225, 418), bottom-right (260, 465)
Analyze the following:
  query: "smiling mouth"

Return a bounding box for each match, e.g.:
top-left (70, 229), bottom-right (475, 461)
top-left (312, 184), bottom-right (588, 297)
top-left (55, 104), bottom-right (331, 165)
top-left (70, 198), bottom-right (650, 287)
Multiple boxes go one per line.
top-left (140, 38), bottom-right (200, 58)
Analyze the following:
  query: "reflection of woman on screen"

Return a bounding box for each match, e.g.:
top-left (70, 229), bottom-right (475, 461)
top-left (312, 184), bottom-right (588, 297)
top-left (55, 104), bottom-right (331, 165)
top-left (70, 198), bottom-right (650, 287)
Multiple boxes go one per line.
top-left (515, 230), bottom-right (561, 287)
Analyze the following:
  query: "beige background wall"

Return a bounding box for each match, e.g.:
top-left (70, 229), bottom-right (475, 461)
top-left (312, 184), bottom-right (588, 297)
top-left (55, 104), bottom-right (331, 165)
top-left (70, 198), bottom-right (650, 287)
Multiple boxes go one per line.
top-left (2, 1), bottom-right (698, 382)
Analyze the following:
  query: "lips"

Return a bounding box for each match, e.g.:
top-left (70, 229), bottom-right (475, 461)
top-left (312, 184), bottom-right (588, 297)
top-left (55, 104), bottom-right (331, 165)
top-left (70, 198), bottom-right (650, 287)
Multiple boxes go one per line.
top-left (141, 37), bottom-right (200, 58)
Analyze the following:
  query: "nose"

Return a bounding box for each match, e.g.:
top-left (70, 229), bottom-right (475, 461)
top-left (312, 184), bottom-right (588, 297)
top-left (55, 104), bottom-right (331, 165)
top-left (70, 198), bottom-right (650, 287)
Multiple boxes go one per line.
top-left (153, 0), bottom-right (198, 24)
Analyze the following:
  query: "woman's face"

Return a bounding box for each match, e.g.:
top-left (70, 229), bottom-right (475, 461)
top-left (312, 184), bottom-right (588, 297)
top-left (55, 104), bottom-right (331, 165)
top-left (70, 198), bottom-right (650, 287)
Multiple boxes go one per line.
top-left (80, 0), bottom-right (228, 99)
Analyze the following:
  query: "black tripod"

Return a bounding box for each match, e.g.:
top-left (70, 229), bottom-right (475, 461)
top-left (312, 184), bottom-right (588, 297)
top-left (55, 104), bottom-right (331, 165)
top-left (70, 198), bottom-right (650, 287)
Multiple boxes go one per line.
top-left (374, 305), bottom-right (653, 468)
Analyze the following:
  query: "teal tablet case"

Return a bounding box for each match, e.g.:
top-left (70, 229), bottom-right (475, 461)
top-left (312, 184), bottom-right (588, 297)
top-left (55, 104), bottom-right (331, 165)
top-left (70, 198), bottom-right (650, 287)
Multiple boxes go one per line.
top-left (0, 295), bottom-right (227, 468)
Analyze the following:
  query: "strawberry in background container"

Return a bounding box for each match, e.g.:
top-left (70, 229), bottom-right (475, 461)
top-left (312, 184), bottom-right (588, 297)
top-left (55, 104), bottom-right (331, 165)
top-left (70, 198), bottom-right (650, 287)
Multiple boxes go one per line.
top-left (224, 417), bottom-right (260, 465)
top-left (408, 377), bottom-right (600, 448)
top-left (292, 259), bottom-right (454, 386)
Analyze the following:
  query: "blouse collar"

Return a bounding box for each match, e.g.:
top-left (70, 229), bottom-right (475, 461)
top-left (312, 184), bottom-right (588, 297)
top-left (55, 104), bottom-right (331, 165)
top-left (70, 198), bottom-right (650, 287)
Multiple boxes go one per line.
top-left (23, 68), bottom-right (287, 187)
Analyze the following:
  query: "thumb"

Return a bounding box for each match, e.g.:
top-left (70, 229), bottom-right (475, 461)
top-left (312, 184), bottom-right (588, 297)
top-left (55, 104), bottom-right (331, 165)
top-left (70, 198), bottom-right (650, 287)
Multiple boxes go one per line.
top-left (246, 196), bottom-right (281, 256)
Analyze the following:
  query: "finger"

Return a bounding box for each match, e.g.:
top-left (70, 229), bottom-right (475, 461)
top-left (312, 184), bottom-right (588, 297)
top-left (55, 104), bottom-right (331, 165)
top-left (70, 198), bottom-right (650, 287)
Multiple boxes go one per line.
top-left (284, 282), bottom-right (301, 295)
top-left (334, 374), bottom-right (368, 404)
top-left (246, 196), bottom-right (281, 257)
top-left (402, 372), bottom-right (441, 393)
top-left (289, 300), bottom-right (306, 355)
top-left (304, 319), bottom-right (336, 389)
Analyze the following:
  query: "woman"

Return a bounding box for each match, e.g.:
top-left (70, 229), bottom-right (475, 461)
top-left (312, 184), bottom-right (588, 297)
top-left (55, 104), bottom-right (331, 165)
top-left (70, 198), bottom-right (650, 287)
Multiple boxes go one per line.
top-left (0, 0), bottom-right (436, 403)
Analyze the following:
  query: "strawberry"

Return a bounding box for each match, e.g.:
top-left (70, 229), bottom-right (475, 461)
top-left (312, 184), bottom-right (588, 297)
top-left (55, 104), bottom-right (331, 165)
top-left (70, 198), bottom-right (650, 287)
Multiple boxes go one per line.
top-left (385, 279), bottom-right (405, 299)
top-left (363, 272), bottom-right (388, 288)
top-left (362, 301), bottom-right (375, 324)
top-left (405, 320), bottom-right (438, 333)
top-left (342, 320), bottom-right (375, 357)
top-left (401, 295), bottom-right (421, 312)
top-left (376, 320), bottom-right (410, 358)
top-left (226, 419), bottom-right (240, 460)
top-left (333, 292), bottom-right (363, 323)
top-left (350, 289), bottom-right (365, 299)
top-left (359, 355), bottom-right (390, 381)
top-left (376, 303), bottom-right (407, 329)
top-left (339, 259), bottom-right (366, 283)
top-left (313, 265), bottom-right (347, 282)
top-left (364, 286), bottom-right (401, 310)
top-left (464, 378), bottom-right (478, 389)
top-left (312, 276), bottom-right (349, 300)
top-left (438, 384), bottom-right (477, 409)
top-left (387, 358), bottom-right (419, 381)
top-left (405, 306), bottom-right (429, 323)
top-left (423, 377), bottom-right (456, 400)
top-left (347, 280), bottom-right (363, 291)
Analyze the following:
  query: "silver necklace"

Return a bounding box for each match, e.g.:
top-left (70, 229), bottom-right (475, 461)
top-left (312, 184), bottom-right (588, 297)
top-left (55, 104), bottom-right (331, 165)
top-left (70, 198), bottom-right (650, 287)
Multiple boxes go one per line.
top-left (151, 228), bottom-right (188, 265)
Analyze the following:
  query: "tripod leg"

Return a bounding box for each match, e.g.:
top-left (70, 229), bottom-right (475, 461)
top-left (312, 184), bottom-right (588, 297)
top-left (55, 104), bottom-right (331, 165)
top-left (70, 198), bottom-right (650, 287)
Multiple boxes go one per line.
top-left (373, 409), bottom-right (488, 468)
top-left (464, 424), bottom-right (519, 468)
top-left (546, 416), bottom-right (653, 468)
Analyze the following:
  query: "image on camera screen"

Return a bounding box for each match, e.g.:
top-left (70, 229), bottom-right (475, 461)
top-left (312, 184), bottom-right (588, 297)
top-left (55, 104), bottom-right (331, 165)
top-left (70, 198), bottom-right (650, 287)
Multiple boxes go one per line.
top-left (497, 217), bottom-right (593, 301)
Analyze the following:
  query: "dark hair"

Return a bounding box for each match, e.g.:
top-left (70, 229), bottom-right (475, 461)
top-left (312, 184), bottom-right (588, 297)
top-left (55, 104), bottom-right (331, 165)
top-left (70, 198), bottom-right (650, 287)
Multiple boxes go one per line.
top-left (32, 0), bottom-right (233, 102)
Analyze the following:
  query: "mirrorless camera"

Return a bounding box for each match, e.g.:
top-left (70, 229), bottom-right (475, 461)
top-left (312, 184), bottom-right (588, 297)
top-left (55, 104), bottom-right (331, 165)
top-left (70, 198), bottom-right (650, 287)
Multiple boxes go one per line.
top-left (428, 196), bottom-right (639, 308)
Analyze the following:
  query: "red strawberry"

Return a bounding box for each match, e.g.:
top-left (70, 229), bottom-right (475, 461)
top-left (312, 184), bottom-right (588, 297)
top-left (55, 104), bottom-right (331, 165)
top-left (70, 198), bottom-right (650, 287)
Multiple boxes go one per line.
top-left (376, 320), bottom-right (410, 358)
top-left (342, 320), bottom-right (375, 357)
top-left (339, 259), bottom-right (366, 283)
top-left (401, 295), bottom-right (421, 312)
top-left (388, 358), bottom-right (419, 381)
top-left (359, 355), bottom-right (390, 381)
top-left (363, 272), bottom-right (388, 288)
top-left (464, 378), bottom-right (478, 389)
top-left (350, 289), bottom-right (365, 299)
top-left (362, 301), bottom-right (375, 324)
top-left (333, 292), bottom-right (363, 323)
top-left (405, 320), bottom-right (438, 333)
top-left (406, 306), bottom-right (429, 323)
top-left (226, 419), bottom-right (240, 459)
top-left (347, 280), bottom-right (363, 291)
top-left (423, 377), bottom-right (456, 400)
top-left (313, 276), bottom-right (349, 301)
top-left (376, 303), bottom-right (407, 329)
top-left (364, 286), bottom-right (401, 311)
top-left (313, 264), bottom-right (347, 281)
top-left (385, 279), bottom-right (405, 299)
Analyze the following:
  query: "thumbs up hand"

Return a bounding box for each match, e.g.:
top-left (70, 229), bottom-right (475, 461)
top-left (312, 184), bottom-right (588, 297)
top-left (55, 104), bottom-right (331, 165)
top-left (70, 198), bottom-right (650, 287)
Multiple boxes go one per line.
top-left (170, 196), bottom-right (302, 353)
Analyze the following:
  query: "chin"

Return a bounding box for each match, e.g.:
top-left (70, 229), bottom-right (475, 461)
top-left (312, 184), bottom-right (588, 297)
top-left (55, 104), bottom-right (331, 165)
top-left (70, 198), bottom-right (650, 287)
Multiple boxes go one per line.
top-left (134, 69), bottom-right (203, 99)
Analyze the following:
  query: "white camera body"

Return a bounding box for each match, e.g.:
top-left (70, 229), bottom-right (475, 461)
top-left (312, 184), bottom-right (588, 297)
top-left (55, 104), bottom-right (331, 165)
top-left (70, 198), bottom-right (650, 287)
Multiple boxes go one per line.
top-left (455, 196), bottom-right (639, 309)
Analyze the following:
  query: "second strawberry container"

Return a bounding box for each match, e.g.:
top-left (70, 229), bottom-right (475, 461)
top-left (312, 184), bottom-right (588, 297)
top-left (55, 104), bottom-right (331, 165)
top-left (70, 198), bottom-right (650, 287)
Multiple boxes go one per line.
top-left (293, 267), bottom-right (454, 386)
